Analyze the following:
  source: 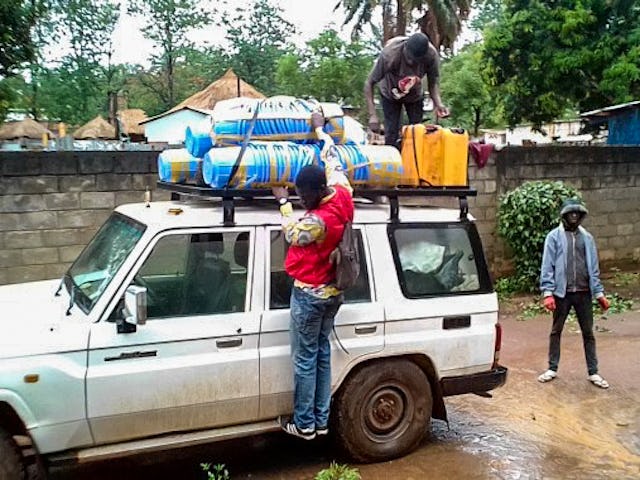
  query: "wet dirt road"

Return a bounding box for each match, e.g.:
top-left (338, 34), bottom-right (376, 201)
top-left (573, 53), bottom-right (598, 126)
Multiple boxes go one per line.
top-left (51, 309), bottom-right (640, 480)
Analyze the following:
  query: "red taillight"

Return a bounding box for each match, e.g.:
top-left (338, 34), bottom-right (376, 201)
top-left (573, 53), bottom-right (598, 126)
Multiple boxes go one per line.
top-left (493, 322), bottom-right (502, 367)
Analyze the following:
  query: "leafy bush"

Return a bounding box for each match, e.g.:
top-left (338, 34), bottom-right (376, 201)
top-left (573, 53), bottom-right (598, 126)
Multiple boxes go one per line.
top-left (315, 462), bottom-right (361, 480)
top-left (497, 181), bottom-right (581, 292)
top-left (201, 463), bottom-right (230, 480)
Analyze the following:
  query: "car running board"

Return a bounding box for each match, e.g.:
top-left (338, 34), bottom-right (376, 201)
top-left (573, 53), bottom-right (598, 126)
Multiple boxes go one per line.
top-left (47, 419), bottom-right (281, 466)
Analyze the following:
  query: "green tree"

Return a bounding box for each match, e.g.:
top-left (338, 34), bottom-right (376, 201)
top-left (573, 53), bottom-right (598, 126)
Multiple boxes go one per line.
top-left (0, 0), bottom-right (45, 121)
top-left (439, 43), bottom-right (503, 135)
top-left (334, 0), bottom-right (471, 49)
top-left (275, 29), bottom-right (375, 111)
top-left (482, 0), bottom-right (640, 127)
top-left (32, 0), bottom-right (119, 125)
top-left (223, 0), bottom-right (295, 96)
top-left (0, 0), bottom-right (42, 78)
top-left (129, 0), bottom-right (215, 110)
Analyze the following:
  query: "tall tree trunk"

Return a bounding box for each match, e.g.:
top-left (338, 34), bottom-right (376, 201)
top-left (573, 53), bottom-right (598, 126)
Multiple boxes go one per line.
top-left (417, 11), bottom-right (441, 50)
top-left (474, 106), bottom-right (481, 137)
top-left (382, 2), bottom-right (394, 44)
top-left (396, 0), bottom-right (406, 37)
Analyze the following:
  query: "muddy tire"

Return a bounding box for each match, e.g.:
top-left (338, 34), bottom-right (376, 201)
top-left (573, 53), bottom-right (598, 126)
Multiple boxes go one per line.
top-left (0, 427), bottom-right (24, 480)
top-left (332, 358), bottom-right (433, 463)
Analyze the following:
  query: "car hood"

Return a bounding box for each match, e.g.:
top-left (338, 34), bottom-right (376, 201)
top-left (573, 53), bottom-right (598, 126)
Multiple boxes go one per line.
top-left (0, 280), bottom-right (90, 359)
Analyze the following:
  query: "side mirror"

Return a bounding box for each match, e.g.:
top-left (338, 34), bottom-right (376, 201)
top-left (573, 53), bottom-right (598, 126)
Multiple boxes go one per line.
top-left (125, 285), bottom-right (147, 326)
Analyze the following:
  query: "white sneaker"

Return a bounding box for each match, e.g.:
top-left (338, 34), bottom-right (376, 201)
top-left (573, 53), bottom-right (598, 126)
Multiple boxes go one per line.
top-left (537, 370), bottom-right (557, 383)
top-left (588, 374), bottom-right (609, 389)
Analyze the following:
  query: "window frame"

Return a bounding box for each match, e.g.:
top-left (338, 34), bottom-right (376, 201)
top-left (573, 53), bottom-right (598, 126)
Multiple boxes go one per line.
top-left (265, 224), bottom-right (375, 310)
top-left (388, 221), bottom-right (493, 299)
top-left (101, 226), bottom-right (255, 322)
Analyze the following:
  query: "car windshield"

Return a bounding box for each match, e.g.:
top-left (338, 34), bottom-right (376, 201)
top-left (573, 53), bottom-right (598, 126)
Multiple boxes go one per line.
top-left (66, 212), bottom-right (145, 313)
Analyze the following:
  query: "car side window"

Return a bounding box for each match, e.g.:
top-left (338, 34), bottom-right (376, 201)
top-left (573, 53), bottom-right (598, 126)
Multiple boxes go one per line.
top-left (391, 224), bottom-right (487, 298)
top-left (269, 228), bottom-right (371, 309)
top-left (127, 231), bottom-right (250, 319)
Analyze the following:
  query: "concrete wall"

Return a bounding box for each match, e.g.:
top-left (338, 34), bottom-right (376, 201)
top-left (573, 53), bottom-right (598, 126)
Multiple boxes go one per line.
top-left (0, 152), bottom-right (169, 285)
top-left (1, 146), bottom-right (639, 285)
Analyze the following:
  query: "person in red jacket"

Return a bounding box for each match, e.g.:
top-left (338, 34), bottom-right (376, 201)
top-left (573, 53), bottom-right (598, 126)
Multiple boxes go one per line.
top-left (272, 126), bottom-right (354, 440)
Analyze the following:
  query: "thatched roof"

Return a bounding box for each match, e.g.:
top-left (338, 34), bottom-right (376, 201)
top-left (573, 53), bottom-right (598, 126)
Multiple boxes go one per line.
top-left (118, 108), bottom-right (146, 135)
top-left (73, 116), bottom-right (116, 139)
top-left (0, 118), bottom-right (52, 140)
top-left (171, 69), bottom-right (265, 112)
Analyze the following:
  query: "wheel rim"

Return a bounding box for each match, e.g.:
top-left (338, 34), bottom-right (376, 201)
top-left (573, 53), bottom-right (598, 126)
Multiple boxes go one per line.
top-left (362, 384), bottom-right (414, 442)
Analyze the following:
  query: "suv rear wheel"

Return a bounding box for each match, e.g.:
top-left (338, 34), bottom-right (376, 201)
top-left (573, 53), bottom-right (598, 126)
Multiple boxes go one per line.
top-left (332, 358), bottom-right (433, 462)
top-left (0, 426), bottom-right (24, 480)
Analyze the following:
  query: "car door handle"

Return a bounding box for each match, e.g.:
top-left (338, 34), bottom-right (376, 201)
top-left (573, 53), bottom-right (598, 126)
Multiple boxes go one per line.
top-left (104, 350), bottom-right (157, 362)
top-left (216, 338), bottom-right (243, 349)
top-left (355, 325), bottom-right (377, 335)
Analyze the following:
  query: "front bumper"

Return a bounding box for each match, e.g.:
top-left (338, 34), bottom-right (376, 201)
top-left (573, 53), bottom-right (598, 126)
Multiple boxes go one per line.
top-left (440, 365), bottom-right (508, 397)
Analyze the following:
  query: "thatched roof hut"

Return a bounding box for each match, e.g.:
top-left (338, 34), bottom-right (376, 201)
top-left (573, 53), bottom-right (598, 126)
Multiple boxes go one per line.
top-left (171, 68), bottom-right (265, 113)
top-left (0, 118), bottom-right (52, 140)
top-left (118, 108), bottom-right (146, 136)
top-left (73, 116), bottom-right (116, 140)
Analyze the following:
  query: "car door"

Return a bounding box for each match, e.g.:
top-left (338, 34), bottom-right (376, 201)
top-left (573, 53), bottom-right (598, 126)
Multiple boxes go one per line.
top-left (86, 227), bottom-right (261, 445)
top-left (258, 225), bottom-right (384, 419)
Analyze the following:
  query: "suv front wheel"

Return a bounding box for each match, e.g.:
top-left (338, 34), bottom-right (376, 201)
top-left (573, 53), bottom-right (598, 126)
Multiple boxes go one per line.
top-left (332, 358), bottom-right (433, 462)
top-left (0, 426), bottom-right (24, 480)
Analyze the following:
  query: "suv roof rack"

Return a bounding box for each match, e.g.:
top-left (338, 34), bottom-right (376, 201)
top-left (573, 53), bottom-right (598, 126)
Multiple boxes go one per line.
top-left (157, 181), bottom-right (477, 226)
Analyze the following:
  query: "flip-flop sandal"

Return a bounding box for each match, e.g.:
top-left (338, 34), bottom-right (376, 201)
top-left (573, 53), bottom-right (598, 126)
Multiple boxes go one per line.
top-left (538, 370), bottom-right (557, 383)
top-left (588, 374), bottom-right (609, 389)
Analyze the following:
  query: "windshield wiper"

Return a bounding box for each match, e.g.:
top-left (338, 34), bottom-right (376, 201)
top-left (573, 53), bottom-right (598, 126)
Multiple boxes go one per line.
top-left (66, 280), bottom-right (76, 316)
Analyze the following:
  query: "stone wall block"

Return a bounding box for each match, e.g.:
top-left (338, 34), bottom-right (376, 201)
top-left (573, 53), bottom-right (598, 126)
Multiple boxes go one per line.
top-left (114, 155), bottom-right (154, 174)
top-left (44, 228), bottom-right (96, 247)
top-left (59, 176), bottom-right (96, 192)
top-left (59, 245), bottom-right (85, 263)
top-left (1, 194), bottom-right (45, 213)
top-left (6, 265), bottom-right (47, 283)
top-left (484, 180), bottom-right (497, 194)
top-left (473, 165), bottom-right (497, 181)
top-left (22, 247), bottom-right (59, 265)
top-left (57, 210), bottom-right (96, 228)
top-left (44, 193), bottom-right (80, 210)
top-left (97, 174), bottom-right (133, 191)
top-left (115, 191), bottom-right (145, 206)
top-left (0, 176), bottom-right (59, 195)
top-left (617, 224), bottom-right (634, 236)
top-left (1, 156), bottom-right (42, 176)
top-left (0, 250), bottom-right (23, 268)
top-left (45, 263), bottom-right (68, 280)
top-left (132, 173), bottom-right (158, 190)
top-left (92, 210), bottom-right (112, 227)
top-left (0, 212), bottom-right (58, 231)
top-left (80, 192), bottom-right (115, 209)
top-left (40, 153), bottom-right (78, 175)
top-left (5, 231), bottom-right (44, 249)
top-left (78, 155), bottom-right (113, 174)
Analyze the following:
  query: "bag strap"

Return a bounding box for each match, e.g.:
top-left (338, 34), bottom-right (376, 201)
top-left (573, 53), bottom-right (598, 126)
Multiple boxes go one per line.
top-left (225, 100), bottom-right (263, 189)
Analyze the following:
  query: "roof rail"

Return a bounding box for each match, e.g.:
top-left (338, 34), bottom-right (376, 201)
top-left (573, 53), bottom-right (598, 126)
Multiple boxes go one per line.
top-left (157, 181), bottom-right (477, 226)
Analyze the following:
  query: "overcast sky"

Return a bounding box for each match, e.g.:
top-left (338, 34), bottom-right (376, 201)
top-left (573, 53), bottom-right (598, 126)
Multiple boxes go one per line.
top-left (111, 0), bottom-right (353, 66)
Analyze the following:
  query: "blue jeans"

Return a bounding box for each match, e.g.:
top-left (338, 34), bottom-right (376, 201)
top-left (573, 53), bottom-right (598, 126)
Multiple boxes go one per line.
top-left (290, 286), bottom-right (343, 430)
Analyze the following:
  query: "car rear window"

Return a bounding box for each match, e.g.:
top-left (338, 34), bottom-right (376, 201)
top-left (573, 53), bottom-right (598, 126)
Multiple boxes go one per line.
top-left (389, 223), bottom-right (492, 298)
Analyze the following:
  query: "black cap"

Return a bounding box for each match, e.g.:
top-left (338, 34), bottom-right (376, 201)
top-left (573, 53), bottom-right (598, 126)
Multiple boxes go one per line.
top-left (405, 32), bottom-right (430, 61)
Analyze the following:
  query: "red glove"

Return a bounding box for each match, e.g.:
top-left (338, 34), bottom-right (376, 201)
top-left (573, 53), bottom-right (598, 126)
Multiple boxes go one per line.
top-left (543, 296), bottom-right (556, 311)
top-left (598, 296), bottom-right (610, 311)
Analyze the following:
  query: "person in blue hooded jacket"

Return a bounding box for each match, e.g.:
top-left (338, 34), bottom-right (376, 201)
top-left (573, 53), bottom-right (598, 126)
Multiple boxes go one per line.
top-left (538, 198), bottom-right (610, 388)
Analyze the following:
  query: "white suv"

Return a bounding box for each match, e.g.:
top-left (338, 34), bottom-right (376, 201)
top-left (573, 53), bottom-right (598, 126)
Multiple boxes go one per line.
top-left (0, 186), bottom-right (506, 478)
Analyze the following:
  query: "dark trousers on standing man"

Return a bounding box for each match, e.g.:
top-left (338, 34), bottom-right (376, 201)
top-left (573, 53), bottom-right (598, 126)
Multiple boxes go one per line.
top-left (548, 291), bottom-right (598, 375)
top-left (381, 96), bottom-right (423, 148)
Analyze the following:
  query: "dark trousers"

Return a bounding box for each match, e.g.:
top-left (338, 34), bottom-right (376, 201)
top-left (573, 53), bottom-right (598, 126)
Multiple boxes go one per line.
top-left (381, 96), bottom-right (424, 148)
top-left (548, 292), bottom-right (598, 375)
